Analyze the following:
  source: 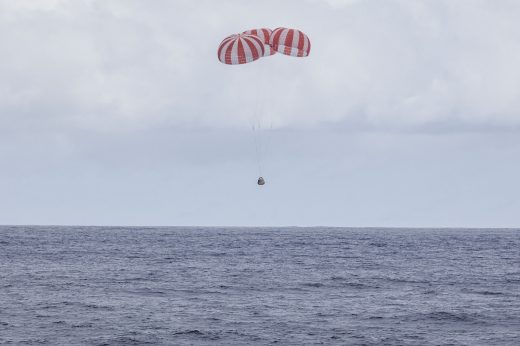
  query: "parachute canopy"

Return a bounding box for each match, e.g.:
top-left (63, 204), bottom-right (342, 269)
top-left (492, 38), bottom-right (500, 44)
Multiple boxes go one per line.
top-left (217, 34), bottom-right (265, 65)
top-left (270, 27), bottom-right (311, 57)
top-left (242, 28), bottom-right (276, 56)
top-left (217, 27), bottom-right (310, 65)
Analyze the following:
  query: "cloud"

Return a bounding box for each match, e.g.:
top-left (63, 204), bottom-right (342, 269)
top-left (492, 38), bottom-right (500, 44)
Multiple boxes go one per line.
top-left (1, 0), bottom-right (520, 133)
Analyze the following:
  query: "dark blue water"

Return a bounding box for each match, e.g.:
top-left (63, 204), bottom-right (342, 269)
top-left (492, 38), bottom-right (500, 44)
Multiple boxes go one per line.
top-left (0, 226), bottom-right (519, 345)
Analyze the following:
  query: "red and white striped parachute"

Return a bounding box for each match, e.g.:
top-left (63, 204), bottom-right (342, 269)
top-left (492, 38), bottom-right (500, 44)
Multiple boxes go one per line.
top-left (270, 27), bottom-right (311, 57)
top-left (217, 27), bottom-right (310, 64)
top-left (216, 27), bottom-right (311, 185)
top-left (242, 28), bottom-right (276, 56)
top-left (217, 34), bottom-right (265, 65)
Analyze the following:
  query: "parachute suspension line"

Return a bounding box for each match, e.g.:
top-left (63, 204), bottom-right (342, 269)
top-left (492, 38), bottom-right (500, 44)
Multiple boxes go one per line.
top-left (252, 124), bottom-right (262, 176)
top-left (248, 61), bottom-right (269, 178)
top-left (254, 62), bottom-right (269, 178)
top-left (261, 70), bottom-right (274, 173)
top-left (249, 77), bottom-right (263, 177)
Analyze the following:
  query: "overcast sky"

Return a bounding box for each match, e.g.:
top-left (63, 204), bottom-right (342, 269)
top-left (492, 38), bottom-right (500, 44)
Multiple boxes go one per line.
top-left (1, 0), bottom-right (520, 227)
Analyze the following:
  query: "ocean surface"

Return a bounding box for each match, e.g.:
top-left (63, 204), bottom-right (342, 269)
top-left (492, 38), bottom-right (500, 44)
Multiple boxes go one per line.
top-left (0, 226), bottom-right (519, 345)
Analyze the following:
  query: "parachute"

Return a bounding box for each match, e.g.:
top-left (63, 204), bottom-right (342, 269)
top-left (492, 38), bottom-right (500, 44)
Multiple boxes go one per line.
top-left (217, 27), bottom-right (311, 186)
top-left (270, 28), bottom-right (311, 57)
top-left (217, 34), bottom-right (265, 65)
top-left (242, 28), bottom-right (277, 56)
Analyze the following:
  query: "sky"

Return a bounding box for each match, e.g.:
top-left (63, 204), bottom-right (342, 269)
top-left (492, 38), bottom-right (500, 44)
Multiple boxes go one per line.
top-left (1, 0), bottom-right (520, 227)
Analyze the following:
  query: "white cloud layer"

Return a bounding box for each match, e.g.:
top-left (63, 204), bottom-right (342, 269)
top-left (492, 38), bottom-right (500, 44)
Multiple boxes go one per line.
top-left (2, 0), bottom-right (520, 133)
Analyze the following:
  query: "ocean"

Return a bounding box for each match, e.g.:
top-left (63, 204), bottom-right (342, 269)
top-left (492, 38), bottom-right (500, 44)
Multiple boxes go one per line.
top-left (0, 226), bottom-right (519, 345)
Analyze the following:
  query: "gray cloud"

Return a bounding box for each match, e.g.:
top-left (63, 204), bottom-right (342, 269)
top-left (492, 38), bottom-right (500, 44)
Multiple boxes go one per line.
top-left (2, 126), bottom-right (519, 227)
top-left (2, 0), bottom-right (520, 133)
